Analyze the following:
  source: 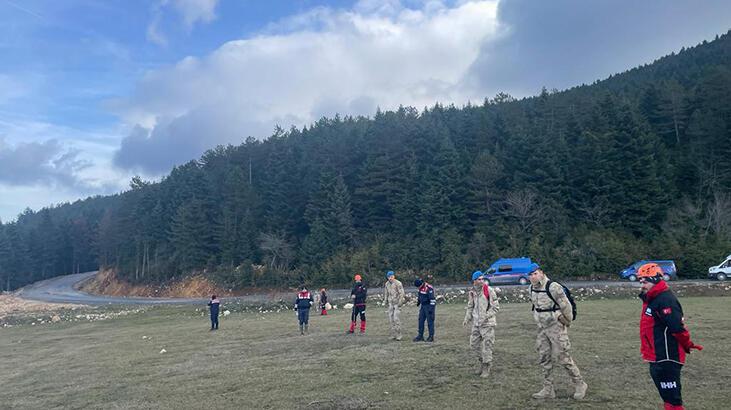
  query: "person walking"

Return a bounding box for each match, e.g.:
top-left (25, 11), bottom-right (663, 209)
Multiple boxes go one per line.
top-left (207, 295), bottom-right (220, 331)
top-left (463, 271), bottom-right (499, 378)
top-left (319, 288), bottom-right (329, 316)
top-left (348, 274), bottom-right (367, 334)
top-left (528, 264), bottom-right (587, 400)
top-left (637, 263), bottom-right (703, 410)
top-left (384, 270), bottom-right (405, 341)
top-left (294, 285), bottom-right (314, 335)
top-left (413, 275), bottom-right (436, 342)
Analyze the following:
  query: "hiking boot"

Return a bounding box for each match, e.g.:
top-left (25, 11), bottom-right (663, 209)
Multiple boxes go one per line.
top-left (480, 363), bottom-right (492, 379)
top-left (304, 324), bottom-right (309, 335)
top-left (532, 386), bottom-right (555, 399)
top-left (573, 381), bottom-right (588, 400)
top-left (413, 336), bottom-right (424, 342)
top-left (299, 324), bottom-right (304, 335)
top-left (426, 336), bottom-right (434, 342)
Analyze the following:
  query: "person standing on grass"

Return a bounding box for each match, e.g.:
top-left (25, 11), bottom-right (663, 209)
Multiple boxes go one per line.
top-left (319, 288), bottom-right (329, 315)
top-left (348, 274), bottom-right (367, 334)
top-left (207, 295), bottom-right (220, 330)
top-left (413, 275), bottom-right (436, 342)
top-left (528, 264), bottom-right (587, 400)
top-left (383, 270), bottom-right (405, 341)
top-left (295, 285), bottom-right (314, 335)
top-left (637, 263), bottom-right (703, 410)
top-left (463, 271), bottom-right (499, 378)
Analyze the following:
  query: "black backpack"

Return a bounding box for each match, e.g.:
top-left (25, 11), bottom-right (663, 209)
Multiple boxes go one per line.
top-left (533, 280), bottom-right (577, 320)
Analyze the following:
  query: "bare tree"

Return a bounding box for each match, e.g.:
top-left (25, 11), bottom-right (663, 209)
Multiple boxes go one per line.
top-left (706, 191), bottom-right (731, 238)
top-left (259, 232), bottom-right (293, 271)
top-left (501, 190), bottom-right (546, 234)
top-left (579, 199), bottom-right (611, 227)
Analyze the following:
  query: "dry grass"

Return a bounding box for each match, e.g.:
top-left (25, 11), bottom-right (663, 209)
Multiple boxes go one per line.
top-left (0, 296), bottom-right (728, 409)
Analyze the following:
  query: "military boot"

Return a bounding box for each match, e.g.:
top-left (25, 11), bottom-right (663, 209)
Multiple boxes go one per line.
top-left (480, 362), bottom-right (492, 379)
top-left (299, 324), bottom-right (304, 335)
top-left (531, 385), bottom-right (555, 399)
top-left (304, 324), bottom-right (309, 335)
top-left (573, 381), bottom-right (588, 400)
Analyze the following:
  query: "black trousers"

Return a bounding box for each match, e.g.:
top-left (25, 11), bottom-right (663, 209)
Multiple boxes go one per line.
top-left (649, 362), bottom-right (682, 406)
top-left (210, 314), bottom-right (219, 329)
top-left (417, 305), bottom-right (435, 338)
top-left (351, 305), bottom-right (366, 322)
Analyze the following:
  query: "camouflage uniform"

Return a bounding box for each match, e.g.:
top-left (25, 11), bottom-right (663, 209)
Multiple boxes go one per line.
top-left (463, 283), bottom-right (499, 375)
top-left (384, 278), bottom-right (405, 340)
top-left (530, 275), bottom-right (585, 398)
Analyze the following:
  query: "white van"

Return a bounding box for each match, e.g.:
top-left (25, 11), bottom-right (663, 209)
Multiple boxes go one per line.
top-left (708, 254), bottom-right (731, 281)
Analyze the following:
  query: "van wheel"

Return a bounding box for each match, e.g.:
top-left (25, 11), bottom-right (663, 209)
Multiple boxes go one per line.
top-left (663, 274), bottom-right (671, 282)
top-left (518, 277), bottom-right (528, 285)
top-left (628, 274), bottom-right (637, 282)
top-left (718, 273), bottom-right (727, 281)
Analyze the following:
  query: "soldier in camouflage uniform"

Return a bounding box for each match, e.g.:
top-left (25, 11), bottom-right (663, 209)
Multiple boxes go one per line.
top-left (463, 271), bottom-right (499, 378)
top-left (383, 271), bottom-right (405, 341)
top-left (528, 264), bottom-right (588, 400)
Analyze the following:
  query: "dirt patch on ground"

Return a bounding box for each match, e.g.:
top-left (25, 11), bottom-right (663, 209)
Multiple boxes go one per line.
top-left (0, 293), bottom-right (85, 320)
top-left (79, 269), bottom-right (236, 298)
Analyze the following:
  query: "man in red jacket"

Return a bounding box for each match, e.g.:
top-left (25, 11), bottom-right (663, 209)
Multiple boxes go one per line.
top-left (638, 263), bottom-right (703, 410)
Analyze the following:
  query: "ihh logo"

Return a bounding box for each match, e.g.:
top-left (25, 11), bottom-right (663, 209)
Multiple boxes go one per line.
top-left (660, 381), bottom-right (677, 389)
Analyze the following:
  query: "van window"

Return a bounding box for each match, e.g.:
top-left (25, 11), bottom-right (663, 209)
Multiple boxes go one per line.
top-left (722, 260), bottom-right (731, 268)
top-left (498, 264), bottom-right (512, 272)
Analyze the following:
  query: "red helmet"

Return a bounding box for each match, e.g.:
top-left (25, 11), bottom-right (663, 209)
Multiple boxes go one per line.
top-left (354, 274), bottom-right (362, 282)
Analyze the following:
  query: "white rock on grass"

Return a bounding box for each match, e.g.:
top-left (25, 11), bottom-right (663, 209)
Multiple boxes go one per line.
top-left (160, 349), bottom-right (167, 354)
top-left (344, 303), bottom-right (353, 309)
top-left (223, 310), bottom-right (231, 316)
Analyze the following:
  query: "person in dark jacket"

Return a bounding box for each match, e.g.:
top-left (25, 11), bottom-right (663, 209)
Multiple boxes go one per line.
top-left (638, 263), bottom-right (703, 410)
top-left (207, 295), bottom-right (220, 330)
top-left (295, 286), bottom-right (314, 335)
top-left (348, 274), bottom-right (367, 334)
top-left (413, 276), bottom-right (436, 342)
top-left (319, 288), bottom-right (329, 316)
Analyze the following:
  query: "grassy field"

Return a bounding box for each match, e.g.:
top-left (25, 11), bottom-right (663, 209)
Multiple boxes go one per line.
top-left (0, 296), bottom-right (728, 409)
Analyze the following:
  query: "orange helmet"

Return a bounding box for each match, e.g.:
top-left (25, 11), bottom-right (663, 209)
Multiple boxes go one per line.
top-left (354, 274), bottom-right (362, 281)
top-left (637, 263), bottom-right (663, 279)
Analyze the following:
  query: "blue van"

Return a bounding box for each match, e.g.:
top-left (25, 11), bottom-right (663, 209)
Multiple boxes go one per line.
top-left (619, 260), bottom-right (677, 282)
top-left (484, 257), bottom-right (536, 285)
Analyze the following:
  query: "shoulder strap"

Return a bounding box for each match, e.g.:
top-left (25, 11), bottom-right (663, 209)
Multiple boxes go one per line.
top-left (545, 280), bottom-right (559, 309)
top-left (482, 283), bottom-right (491, 310)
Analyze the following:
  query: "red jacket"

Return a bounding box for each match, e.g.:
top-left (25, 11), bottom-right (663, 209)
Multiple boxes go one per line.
top-left (639, 281), bottom-right (695, 364)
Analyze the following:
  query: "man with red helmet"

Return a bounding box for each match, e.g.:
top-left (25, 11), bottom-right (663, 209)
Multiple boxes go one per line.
top-left (638, 262), bottom-right (703, 410)
top-left (348, 274), bottom-right (368, 334)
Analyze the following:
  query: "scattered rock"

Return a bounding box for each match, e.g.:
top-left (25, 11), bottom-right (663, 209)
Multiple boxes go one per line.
top-left (344, 303), bottom-right (354, 309)
top-left (223, 310), bottom-right (231, 316)
top-left (160, 348), bottom-right (167, 354)
top-left (51, 315), bottom-right (61, 323)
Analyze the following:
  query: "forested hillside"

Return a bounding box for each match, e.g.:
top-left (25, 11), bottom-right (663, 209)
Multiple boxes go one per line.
top-left (1, 31), bottom-right (730, 290)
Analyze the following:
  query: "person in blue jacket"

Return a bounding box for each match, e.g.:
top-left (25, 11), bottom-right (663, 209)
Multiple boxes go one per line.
top-left (294, 285), bottom-right (314, 335)
top-left (208, 295), bottom-right (220, 330)
top-left (413, 275), bottom-right (436, 342)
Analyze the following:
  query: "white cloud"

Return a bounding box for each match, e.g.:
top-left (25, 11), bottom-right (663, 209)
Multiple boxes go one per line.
top-left (171, 0), bottom-right (218, 28)
top-left (116, 0), bottom-right (503, 173)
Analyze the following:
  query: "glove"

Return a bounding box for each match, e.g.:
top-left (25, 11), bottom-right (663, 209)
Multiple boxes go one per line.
top-left (416, 301), bottom-right (420, 307)
top-left (673, 330), bottom-right (702, 353)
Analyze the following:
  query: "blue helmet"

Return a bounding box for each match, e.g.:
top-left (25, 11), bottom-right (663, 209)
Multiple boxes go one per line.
top-left (529, 263), bottom-right (541, 273)
top-left (471, 270), bottom-right (484, 281)
top-left (386, 271), bottom-right (395, 278)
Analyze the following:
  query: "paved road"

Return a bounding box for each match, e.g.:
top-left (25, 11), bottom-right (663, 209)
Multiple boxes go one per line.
top-left (17, 271), bottom-right (714, 306)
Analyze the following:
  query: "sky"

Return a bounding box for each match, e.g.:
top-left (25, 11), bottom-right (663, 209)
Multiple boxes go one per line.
top-left (0, 0), bottom-right (730, 222)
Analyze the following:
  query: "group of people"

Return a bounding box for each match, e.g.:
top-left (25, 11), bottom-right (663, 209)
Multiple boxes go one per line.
top-left (206, 261), bottom-right (702, 408)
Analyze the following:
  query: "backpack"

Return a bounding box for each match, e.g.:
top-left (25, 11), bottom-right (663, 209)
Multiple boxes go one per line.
top-left (532, 280), bottom-right (577, 320)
